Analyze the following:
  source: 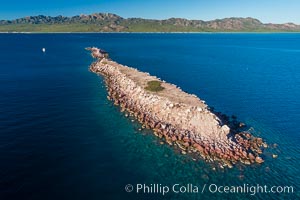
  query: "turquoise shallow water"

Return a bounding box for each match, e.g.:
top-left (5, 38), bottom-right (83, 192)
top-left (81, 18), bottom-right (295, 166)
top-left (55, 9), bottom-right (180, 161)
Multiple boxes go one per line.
top-left (0, 33), bottom-right (299, 200)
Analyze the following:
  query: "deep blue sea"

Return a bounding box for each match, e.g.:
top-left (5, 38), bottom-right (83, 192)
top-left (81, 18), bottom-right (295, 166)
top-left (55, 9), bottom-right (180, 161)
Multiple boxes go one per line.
top-left (0, 33), bottom-right (299, 200)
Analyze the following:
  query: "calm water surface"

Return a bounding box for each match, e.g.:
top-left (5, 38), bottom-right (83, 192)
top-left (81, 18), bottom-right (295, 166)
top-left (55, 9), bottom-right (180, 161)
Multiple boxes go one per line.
top-left (0, 33), bottom-right (299, 200)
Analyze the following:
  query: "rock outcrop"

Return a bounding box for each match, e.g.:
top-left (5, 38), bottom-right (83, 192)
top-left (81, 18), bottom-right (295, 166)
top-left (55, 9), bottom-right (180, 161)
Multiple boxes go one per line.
top-left (88, 47), bottom-right (267, 168)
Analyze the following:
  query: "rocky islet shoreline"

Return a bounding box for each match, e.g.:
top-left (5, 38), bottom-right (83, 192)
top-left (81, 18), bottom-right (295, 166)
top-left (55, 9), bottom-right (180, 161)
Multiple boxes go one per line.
top-left (87, 47), bottom-right (267, 168)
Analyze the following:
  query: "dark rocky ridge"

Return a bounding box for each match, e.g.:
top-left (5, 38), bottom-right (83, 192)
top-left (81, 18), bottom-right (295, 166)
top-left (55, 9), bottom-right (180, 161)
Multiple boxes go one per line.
top-left (1, 13), bottom-right (300, 32)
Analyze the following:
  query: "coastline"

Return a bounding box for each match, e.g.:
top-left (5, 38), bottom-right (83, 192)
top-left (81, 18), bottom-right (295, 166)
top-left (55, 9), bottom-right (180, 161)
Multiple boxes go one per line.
top-left (1, 31), bottom-right (300, 34)
top-left (88, 47), bottom-right (267, 168)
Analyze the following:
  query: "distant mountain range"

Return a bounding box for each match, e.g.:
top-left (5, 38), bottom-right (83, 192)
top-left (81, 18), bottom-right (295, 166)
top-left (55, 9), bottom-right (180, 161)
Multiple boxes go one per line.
top-left (1, 13), bottom-right (300, 32)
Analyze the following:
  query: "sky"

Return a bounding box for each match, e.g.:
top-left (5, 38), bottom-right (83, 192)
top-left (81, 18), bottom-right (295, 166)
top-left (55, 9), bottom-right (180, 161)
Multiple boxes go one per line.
top-left (1, 0), bottom-right (300, 24)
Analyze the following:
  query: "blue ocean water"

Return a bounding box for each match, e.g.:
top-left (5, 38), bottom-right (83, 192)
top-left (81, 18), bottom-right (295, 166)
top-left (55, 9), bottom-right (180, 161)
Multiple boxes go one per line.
top-left (0, 33), bottom-right (299, 200)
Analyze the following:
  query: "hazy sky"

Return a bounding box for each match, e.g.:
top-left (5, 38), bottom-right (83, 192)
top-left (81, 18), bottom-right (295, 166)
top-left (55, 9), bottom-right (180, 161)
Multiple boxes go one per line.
top-left (1, 0), bottom-right (300, 24)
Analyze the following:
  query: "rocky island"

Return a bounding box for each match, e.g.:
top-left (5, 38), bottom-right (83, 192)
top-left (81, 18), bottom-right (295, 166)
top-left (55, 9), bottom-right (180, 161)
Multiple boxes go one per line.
top-left (88, 47), bottom-right (267, 168)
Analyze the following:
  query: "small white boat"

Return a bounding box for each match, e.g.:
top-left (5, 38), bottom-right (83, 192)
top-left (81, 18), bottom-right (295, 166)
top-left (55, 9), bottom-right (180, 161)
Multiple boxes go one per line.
top-left (42, 48), bottom-right (46, 52)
